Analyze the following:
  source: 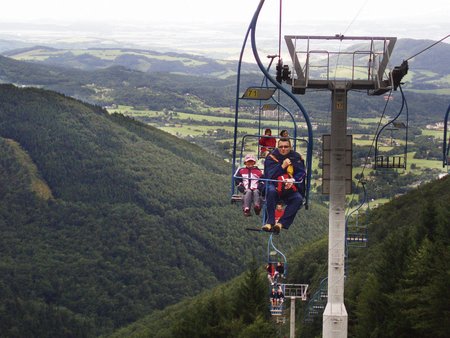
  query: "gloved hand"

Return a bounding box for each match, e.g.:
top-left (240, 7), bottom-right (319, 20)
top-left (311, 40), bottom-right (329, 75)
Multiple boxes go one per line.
top-left (284, 177), bottom-right (295, 189)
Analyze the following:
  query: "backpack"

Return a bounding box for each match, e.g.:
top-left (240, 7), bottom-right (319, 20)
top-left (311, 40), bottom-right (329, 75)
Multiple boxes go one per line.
top-left (276, 173), bottom-right (298, 197)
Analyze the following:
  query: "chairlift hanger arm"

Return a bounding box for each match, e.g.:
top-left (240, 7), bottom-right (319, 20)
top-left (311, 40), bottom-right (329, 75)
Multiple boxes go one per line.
top-left (268, 233), bottom-right (287, 265)
top-left (230, 10), bottom-right (255, 196)
top-left (444, 104), bottom-right (450, 167)
top-left (345, 181), bottom-right (367, 224)
top-left (374, 86), bottom-right (408, 159)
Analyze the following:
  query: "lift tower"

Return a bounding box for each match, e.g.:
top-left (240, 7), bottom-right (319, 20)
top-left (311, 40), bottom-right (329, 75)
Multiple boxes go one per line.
top-left (284, 35), bottom-right (397, 338)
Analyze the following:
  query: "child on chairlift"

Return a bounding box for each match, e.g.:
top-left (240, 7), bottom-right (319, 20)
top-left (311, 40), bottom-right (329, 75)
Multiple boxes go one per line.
top-left (234, 154), bottom-right (264, 217)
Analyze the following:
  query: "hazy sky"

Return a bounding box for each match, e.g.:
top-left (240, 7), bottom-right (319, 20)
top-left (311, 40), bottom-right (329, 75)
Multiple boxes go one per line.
top-left (2, 0), bottom-right (449, 32)
top-left (0, 0), bottom-right (448, 56)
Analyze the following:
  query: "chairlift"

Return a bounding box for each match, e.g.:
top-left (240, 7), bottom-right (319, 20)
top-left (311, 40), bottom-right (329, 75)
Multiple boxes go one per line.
top-left (346, 217), bottom-right (368, 247)
top-left (229, 1), bottom-right (313, 213)
top-left (267, 233), bottom-right (287, 277)
top-left (231, 133), bottom-right (308, 201)
top-left (266, 233), bottom-right (287, 315)
top-left (374, 87), bottom-right (409, 170)
top-left (269, 282), bottom-right (286, 316)
top-left (345, 181), bottom-right (369, 248)
top-left (304, 277), bottom-right (328, 323)
top-left (230, 83), bottom-right (311, 218)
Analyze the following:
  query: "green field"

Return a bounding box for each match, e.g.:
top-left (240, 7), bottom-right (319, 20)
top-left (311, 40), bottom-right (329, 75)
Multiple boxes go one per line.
top-left (11, 48), bottom-right (209, 66)
top-left (349, 117), bottom-right (390, 124)
top-left (108, 105), bottom-right (446, 179)
top-left (422, 129), bottom-right (444, 139)
top-left (159, 125), bottom-right (236, 136)
top-left (407, 152), bottom-right (442, 170)
top-left (109, 105), bottom-right (308, 135)
top-left (108, 103), bottom-right (449, 210)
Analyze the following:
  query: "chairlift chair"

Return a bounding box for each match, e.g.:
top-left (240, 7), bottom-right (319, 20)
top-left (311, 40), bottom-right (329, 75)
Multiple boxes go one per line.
top-left (345, 181), bottom-right (369, 248)
top-left (374, 88), bottom-right (409, 170)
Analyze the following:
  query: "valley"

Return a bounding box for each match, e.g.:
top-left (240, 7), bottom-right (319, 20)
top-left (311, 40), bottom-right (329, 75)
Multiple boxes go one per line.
top-left (0, 32), bottom-right (449, 337)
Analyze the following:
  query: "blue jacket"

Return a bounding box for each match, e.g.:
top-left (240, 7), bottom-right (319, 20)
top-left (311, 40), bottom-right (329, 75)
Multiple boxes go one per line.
top-left (264, 148), bottom-right (306, 186)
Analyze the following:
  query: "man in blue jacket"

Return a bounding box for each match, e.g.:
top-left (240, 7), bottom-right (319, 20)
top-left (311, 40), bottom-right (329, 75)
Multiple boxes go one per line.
top-left (262, 138), bottom-right (306, 233)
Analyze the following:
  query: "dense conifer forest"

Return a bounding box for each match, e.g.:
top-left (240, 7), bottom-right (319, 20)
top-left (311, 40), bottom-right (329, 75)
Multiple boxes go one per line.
top-left (0, 84), bottom-right (328, 336)
top-left (111, 175), bottom-right (450, 338)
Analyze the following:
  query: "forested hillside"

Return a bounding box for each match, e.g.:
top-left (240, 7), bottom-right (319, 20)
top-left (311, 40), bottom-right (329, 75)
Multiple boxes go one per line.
top-left (1, 40), bottom-right (449, 124)
top-left (0, 84), bottom-right (328, 336)
top-left (0, 54), bottom-right (238, 108)
top-left (3, 39), bottom-right (449, 87)
top-left (111, 175), bottom-right (450, 338)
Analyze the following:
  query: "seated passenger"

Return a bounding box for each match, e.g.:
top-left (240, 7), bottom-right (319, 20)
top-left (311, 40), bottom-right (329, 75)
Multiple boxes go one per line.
top-left (259, 128), bottom-right (276, 158)
top-left (266, 263), bottom-right (275, 285)
top-left (279, 129), bottom-right (289, 138)
top-left (234, 154), bottom-right (263, 217)
top-left (262, 138), bottom-right (306, 233)
top-left (266, 263), bottom-right (276, 285)
top-left (275, 202), bottom-right (285, 223)
top-left (276, 286), bottom-right (284, 306)
top-left (275, 262), bottom-right (285, 280)
top-left (270, 288), bottom-right (277, 307)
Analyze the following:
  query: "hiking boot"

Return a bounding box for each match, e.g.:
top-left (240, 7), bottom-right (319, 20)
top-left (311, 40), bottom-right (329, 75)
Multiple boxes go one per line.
top-left (262, 224), bottom-right (273, 232)
top-left (273, 223), bottom-right (283, 233)
top-left (254, 205), bottom-right (261, 215)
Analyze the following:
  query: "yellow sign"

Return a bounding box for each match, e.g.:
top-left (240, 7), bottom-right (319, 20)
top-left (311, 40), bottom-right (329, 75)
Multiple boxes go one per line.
top-left (241, 87), bottom-right (276, 100)
top-left (262, 104), bottom-right (278, 111)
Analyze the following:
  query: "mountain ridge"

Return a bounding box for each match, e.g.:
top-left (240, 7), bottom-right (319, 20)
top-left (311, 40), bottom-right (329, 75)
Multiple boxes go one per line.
top-left (2, 38), bottom-right (449, 79)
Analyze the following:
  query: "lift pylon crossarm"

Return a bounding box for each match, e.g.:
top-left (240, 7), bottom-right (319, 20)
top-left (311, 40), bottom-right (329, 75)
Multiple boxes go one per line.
top-left (284, 284), bottom-right (309, 300)
top-left (284, 35), bottom-right (397, 95)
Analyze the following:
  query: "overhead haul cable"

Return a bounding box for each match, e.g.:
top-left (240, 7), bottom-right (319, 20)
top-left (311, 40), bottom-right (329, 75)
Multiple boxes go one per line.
top-left (405, 34), bottom-right (449, 61)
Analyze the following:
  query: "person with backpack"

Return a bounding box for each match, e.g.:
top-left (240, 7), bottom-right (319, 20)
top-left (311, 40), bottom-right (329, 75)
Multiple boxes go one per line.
top-left (262, 138), bottom-right (306, 233)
